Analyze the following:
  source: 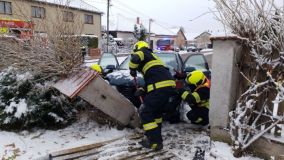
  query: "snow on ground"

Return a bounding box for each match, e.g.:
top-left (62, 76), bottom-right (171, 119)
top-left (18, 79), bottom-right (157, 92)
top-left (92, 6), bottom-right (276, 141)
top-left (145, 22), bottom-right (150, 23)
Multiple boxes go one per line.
top-left (0, 118), bottom-right (263, 160)
top-left (0, 117), bottom-right (132, 160)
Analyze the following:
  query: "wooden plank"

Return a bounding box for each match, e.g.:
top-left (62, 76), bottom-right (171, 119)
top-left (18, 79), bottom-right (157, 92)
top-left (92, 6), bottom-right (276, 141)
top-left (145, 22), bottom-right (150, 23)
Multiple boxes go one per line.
top-left (49, 137), bottom-right (122, 159)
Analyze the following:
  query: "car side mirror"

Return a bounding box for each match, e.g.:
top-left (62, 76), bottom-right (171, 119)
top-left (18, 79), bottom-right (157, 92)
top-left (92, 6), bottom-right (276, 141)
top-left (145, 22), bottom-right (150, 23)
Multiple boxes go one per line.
top-left (184, 66), bottom-right (196, 72)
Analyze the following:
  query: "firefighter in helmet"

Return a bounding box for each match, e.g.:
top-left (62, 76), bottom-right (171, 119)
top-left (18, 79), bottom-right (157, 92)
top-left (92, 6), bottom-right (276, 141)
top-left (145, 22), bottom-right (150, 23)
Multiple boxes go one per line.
top-left (90, 63), bottom-right (109, 78)
top-left (129, 41), bottom-right (176, 151)
top-left (90, 64), bottom-right (103, 74)
top-left (179, 70), bottom-right (210, 126)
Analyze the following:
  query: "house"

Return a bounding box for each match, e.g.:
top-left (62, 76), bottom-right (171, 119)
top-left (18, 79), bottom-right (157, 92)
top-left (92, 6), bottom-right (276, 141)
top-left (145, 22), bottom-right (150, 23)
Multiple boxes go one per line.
top-left (0, 0), bottom-right (102, 38)
top-left (150, 27), bottom-right (187, 50)
top-left (109, 30), bottom-right (135, 46)
top-left (194, 31), bottom-right (212, 49)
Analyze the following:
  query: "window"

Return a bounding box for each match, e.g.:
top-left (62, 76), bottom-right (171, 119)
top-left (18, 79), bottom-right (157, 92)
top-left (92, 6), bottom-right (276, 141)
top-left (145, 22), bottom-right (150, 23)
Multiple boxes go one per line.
top-left (31, 6), bottom-right (45, 18)
top-left (184, 55), bottom-right (207, 72)
top-left (84, 14), bottom-right (93, 24)
top-left (63, 11), bottom-right (74, 22)
top-left (0, 1), bottom-right (12, 14)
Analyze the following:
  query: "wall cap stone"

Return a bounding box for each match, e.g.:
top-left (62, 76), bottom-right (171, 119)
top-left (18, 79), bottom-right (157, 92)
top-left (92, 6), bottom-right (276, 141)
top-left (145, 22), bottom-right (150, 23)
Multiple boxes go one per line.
top-left (210, 35), bottom-right (248, 42)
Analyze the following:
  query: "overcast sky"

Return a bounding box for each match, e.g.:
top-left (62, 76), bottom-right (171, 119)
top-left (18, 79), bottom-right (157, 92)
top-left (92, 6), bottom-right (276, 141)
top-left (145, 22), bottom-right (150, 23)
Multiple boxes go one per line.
top-left (85, 0), bottom-right (224, 34)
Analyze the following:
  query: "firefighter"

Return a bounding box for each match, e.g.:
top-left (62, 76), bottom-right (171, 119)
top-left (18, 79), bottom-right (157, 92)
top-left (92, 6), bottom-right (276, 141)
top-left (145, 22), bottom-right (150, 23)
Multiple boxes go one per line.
top-left (90, 64), bottom-right (103, 74)
top-left (129, 41), bottom-right (176, 151)
top-left (178, 70), bottom-right (210, 126)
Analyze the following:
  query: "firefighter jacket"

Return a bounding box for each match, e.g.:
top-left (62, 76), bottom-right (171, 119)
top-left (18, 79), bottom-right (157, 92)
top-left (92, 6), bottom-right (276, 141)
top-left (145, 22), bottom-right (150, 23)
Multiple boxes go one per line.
top-left (129, 47), bottom-right (176, 93)
top-left (180, 78), bottom-right (210, 109)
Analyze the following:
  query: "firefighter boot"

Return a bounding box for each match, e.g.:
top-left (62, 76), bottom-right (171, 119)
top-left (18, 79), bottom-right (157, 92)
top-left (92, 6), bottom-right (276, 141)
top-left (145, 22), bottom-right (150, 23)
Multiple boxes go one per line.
top-left (139, 138), bottom-right (163, 151)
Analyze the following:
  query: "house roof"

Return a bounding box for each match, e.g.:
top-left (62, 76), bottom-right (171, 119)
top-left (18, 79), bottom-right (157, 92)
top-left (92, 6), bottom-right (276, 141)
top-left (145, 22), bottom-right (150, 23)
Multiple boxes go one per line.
top-left (195, 31), bottom-right (212, 39)
top-left (185, 32), bottom-right (200, 41)
top-left (109, 15), bottom-right (179, 36)
top-left (35, 0), bottom-right (103, 14)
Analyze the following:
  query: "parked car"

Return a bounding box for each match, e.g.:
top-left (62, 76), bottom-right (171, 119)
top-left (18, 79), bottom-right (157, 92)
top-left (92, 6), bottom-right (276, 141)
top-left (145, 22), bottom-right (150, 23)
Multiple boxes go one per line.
top-left (98, 51), bottom-right (210, 107)
top-left (186, 46), bottom-right (197, 52)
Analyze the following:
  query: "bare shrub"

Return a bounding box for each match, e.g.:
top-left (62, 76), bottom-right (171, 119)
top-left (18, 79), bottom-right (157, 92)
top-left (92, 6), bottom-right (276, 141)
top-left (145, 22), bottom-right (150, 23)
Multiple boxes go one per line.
top-left (0, 1), bottom-right (84, 78)
top-left (214, 0), bottom-right (284, 156)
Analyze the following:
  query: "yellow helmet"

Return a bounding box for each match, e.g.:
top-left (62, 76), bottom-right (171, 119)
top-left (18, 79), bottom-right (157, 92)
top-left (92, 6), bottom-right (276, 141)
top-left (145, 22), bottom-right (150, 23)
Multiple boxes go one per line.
top-left (133, 41), bottom-right (149, 52)
top-left (186, 70), bottom-right (206, 86)
top-left (90, 64), bottom-right (102, 74)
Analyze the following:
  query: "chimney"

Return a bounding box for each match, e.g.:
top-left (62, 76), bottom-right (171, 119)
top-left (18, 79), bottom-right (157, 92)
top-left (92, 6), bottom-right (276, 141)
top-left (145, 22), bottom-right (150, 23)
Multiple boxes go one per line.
top-left (136, 17), bottom-right (140, 24)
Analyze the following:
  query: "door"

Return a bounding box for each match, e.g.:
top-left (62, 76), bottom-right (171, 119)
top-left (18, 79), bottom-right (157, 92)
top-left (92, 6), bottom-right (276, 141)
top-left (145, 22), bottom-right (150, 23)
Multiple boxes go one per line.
top-left (183, 53), bottom-right (211, 79)
top-left (98, 52), bottom-right (119, 69)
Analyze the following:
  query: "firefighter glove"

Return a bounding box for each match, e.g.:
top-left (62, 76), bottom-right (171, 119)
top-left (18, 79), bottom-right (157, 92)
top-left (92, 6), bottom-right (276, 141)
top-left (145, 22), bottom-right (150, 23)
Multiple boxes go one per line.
top-left (174, 72), bottom-right (187, 80)
top-left (135, 87), bottom-right (145, 97)
top-left (178, 88), bottom-right (191, 96)
top-left (130, 70), bottom-right (137, 77)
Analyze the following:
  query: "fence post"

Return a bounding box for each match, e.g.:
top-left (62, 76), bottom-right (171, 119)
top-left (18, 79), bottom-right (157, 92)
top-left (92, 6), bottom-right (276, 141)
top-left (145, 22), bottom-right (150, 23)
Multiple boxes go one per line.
top-left (209, 36), bottom-right (243, 142)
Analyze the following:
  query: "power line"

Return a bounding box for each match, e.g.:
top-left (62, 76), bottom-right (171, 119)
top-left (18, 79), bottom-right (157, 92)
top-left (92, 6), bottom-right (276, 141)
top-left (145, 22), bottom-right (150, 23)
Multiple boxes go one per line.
top-left (79, 0), bottom-right (101, 11)
top-left (114, 0), bottom-right (152, 19)
top-left (112, 1), bottom-right (178, 32)
top-left (83, 0), bottom-right (179, 35)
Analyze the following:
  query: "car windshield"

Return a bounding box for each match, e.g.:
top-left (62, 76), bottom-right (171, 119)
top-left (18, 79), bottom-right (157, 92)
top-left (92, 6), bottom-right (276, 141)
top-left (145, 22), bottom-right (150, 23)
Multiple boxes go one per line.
top-left (119, 53), bottom-right (178, 72)
top-left (99, 53), bottom-right (118, 69)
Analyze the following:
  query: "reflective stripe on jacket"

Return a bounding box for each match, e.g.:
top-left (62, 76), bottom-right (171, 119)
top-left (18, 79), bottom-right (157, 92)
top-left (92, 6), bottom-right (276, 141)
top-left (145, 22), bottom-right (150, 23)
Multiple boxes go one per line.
top-left (129, 48), bottom-right (175, 92)
top-left (181, 78), bottom-right (210, 109)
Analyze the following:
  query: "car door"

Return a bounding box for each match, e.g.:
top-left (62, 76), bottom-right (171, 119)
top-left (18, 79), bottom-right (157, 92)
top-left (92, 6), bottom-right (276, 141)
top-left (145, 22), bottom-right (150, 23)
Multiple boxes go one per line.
top-left (98, 52), bottom-right (119, 70)
top-left (183, 53), bottom-right (211, 79)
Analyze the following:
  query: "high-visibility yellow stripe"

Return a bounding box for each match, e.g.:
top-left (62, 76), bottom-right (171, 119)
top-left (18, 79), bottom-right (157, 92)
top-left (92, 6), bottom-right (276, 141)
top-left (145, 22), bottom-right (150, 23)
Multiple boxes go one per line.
top-left (181, 91), bottom-right (190, 100)
top-left (195, 117), bottom-right (203, 123)
top-left (200, 100), bottom-right (209, 109)
top-left (142, 60), bottom-right (164, 74)
top-left (155, 118), bottom-right (162, 124)
top-left (151, 143), bottom-right (158, 149)
top-left (133, 51), bottom-right (144, 61)
top-left (143, 122), bottom-right (158, 131)
top-left (192, 92), bottom-right (201, 103)
top-left (147, 80), bottom-right (176, 92)
top-left (129, 61), bottom-right (139, 69)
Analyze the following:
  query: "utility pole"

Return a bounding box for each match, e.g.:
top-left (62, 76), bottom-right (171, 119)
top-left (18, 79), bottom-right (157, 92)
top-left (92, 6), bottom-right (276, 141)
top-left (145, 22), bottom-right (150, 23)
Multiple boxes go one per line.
top-left (148, 19), bottom-right (152, 47)
top-left (106, 0), bottom-right (110, 52)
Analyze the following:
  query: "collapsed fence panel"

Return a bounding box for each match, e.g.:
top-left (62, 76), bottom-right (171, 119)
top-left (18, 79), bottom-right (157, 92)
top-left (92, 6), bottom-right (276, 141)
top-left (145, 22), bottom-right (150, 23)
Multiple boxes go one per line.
top-left (53, 70), bottom-right (140, 128)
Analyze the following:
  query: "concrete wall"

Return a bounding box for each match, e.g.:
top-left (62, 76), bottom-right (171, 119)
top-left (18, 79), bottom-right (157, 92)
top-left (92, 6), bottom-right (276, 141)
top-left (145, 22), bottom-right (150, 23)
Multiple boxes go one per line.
top-left (0, 0), bottom-right (101, 37)
top-left (209, 37), bottom-right (242, 129)
top-left (209, 36), bottom-right (284, 159)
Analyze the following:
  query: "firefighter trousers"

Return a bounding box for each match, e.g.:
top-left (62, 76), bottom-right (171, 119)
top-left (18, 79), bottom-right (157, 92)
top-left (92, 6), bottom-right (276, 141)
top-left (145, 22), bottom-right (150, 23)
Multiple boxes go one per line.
top-left (139, 87), bottom-right (176, 144)
top-left (186, 106), bottom-right (209, 126)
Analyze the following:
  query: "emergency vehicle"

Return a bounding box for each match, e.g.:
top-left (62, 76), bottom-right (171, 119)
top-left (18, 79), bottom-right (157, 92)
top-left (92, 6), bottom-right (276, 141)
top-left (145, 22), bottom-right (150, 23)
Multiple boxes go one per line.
top-left (0, 18), bottom-right (33, 40)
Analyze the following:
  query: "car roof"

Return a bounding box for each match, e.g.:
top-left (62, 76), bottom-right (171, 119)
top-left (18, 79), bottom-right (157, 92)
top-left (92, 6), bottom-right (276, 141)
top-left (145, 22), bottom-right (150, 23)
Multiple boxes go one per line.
top-left (154, 51), bottom-right (178, 55)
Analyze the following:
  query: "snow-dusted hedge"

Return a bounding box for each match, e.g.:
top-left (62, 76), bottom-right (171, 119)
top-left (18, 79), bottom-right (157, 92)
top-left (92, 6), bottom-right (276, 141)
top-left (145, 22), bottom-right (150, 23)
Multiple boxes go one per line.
top-left (0, 68), bottom-right (80, 130)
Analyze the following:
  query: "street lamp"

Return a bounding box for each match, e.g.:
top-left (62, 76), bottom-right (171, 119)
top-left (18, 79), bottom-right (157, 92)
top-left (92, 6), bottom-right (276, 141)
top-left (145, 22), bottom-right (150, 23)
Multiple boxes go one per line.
top-left (189, 11), bottom-right (218, 21)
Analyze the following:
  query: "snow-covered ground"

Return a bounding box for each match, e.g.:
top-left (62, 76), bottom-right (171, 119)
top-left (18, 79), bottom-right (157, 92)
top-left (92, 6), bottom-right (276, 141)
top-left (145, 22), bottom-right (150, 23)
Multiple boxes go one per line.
top-left (0, 118), bottom-right (262, 160)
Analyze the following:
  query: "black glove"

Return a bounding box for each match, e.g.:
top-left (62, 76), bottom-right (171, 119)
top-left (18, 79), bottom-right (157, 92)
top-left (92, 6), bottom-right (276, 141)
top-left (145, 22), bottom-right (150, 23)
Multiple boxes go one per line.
top-left (177, 88), bottom-right (190, 96)
top-left (134, 87), bottom-right (145, 97)
top-left (130, 70), bottom-right (137, 77)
